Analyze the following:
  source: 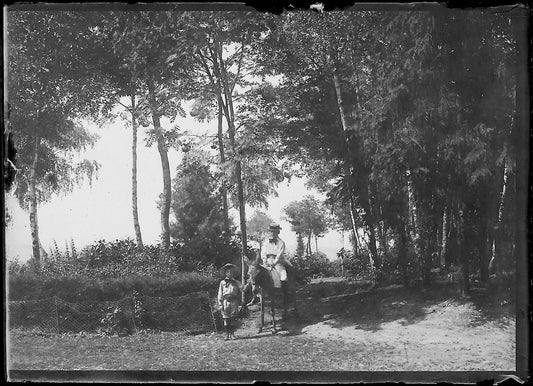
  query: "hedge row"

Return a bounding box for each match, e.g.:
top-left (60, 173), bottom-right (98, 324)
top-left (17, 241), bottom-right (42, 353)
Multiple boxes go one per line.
top-left (8, 272), bottom-right (219, 302)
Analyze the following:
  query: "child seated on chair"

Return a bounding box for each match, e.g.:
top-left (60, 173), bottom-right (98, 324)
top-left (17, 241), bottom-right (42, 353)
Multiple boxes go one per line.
top-left (217, 263), bottom-right (242, 340)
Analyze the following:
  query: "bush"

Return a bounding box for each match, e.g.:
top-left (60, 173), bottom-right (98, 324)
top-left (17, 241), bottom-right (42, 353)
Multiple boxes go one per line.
top-left (290, 252), bottom-right (335, 281)
top-left (97, 306), bottom-right (134, 336)
top-left (168, 235), bottom-right (241, 272)
top-left (8, 271), bottom-right (218, 302)
top-left (8, 237), bottom-right (235, 281)
top-left (333, 248), bottom-right (374, 281)
top-left (333, 247), bottom-right (423, 285)
top-left (76, 239), bottom-right (190, 278)
top-left (7, 236), bottom-right (239, 302)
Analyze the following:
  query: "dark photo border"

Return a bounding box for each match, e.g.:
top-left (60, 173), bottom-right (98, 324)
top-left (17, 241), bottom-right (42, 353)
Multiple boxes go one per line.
top-left (3, 0), bottom-right (529, 383)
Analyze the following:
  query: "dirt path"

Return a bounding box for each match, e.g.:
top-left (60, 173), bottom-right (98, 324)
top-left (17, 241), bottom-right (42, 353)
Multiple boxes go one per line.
top-left (8, 280), bottom-right (515, 372)
top-left (300, 299), bottom-right (515, 371)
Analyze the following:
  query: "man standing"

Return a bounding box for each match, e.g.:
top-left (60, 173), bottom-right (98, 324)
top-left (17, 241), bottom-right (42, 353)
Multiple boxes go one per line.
top-left (260, 223), bottom-right (292, 288)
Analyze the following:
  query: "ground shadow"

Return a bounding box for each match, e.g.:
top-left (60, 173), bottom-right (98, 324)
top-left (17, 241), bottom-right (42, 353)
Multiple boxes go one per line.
top-left (464, 283), bottom-right (516, 328)
top-left (236, 332), bottom-right (278, 341)
top-left (251, 279), bottom-right (516, 337)
top-left (325, 285), bottom-right (452, 332)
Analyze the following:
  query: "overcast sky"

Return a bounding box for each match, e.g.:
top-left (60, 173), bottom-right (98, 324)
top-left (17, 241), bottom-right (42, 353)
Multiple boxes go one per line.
top-left (5, 110), bottom-right (346, 263)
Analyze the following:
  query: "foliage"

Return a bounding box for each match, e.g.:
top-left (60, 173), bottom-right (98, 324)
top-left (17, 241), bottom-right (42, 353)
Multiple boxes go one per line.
top-left (283, 196), bottom-right (329, 236)
top-left (246, 210), bottom-right (274, 248)
top-left (283, 196), bottom-right (330, 254)
top-left (101, 11), bottom-right (195, 140)
top-left (295, 233), bottom-right (305, 257)
top-left (185, 11), bottom-right (274, 261)
top-left (170, 148), bottom-right (224, 242)
top-left (368, 10), bottom-right (519, 287)
top-left (8, 238), bottom-right (226, 280)
top-left (8, 11), bottom-right (112, 209)
top-left (132, 290), bottom-right (144, 328)
top-left (171, 236), bottom-right (242, 272)
top-left (7, 9), bottom-right (523, 293)
top-left (97, 306), bottom-right (133, 337)
top-left (7, 11), bottom-right (116, 265)
top-left (333, 249), bottom-right (374, 281)
top-left (8, 267), bottom-right (218, 302)
top-left (169, 147), bottom-right (241, 268)
top-left (96, 11), bottom-right (199, 250)
top-left (252, 9), bottom-right (522, 290)
top-left (289, 252), bottom-right (335, 281)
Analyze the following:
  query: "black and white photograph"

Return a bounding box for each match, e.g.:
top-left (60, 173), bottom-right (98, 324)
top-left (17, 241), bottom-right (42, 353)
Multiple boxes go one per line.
top-left (4, 2), bottom-right (528, 383)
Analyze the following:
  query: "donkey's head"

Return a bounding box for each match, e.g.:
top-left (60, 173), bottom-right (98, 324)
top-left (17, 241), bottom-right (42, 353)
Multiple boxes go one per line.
top-left (245, 250), bottom-right (264, 293)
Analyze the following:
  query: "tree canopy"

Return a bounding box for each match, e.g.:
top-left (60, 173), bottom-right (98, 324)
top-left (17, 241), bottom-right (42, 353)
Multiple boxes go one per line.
top-left (7, 7), bottom-right (525, 292)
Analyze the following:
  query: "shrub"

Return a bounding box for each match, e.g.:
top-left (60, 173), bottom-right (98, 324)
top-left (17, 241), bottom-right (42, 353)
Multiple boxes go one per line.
top-left (379, 241), bottom-right (422, 286)
top-left (289, 252), bottom-right (335, 281)
top-left (169, 234), bottom-right (242, 270)
top-left (7, 271), bottom-right (218, 302)
top-left (97, 306), bottom-right (134, 336)
top-left (334, 247), bottom-right (423, 285)
top-left (333, 248), bottom-right (374, 281)
top-left (8, 238), bottom-right (234, 281)
top-left (7, 236), bottom-right (237, 302)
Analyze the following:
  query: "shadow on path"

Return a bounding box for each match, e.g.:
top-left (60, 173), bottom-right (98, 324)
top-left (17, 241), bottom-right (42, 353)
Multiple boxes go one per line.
top-left (241, 279), bottom-right (516, 337)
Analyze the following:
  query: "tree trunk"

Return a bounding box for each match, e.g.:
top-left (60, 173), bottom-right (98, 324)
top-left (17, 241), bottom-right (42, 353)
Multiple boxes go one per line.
top-left (406, 169), bottom-right (430, 287)
top-left (366, 223), bottom-right (378, 270)
top-left (489, 158), bottom-right (509, 275)
top-left (29, 137), bottom-right (41, 269)
top-left (478, 221), bottom-right (489, 284)
top-left (374, 182), bottom-right (389, 258)
top-left (212, 39), bottom-right (248, 294)
top-left (440, 206), bottom-right (449, 267)
top-left (156, 136), bottom-right (171, 251)
top-left (296, 232), bottom-right (305, 257)
top-left (353, 223), bottom-right (362, 253)
top-left (332, 72), bottom-right (350, 132)
top-left (147, 79), bottom-right (171, 251)
top-left (217, 98), bottom-right (230, 236)
top-left (130, 93), bottom-right (143, 247)
top-left (315, 235), bottom-right (319, 257)
top-left (348, 195), bottom-right (360, 254)
top-left (377, 219), bottom-right (387, 257)
top-left (485, 193), bottom-right (497, 277)
top-left (448, 210), bottom-right (456, 268)
top-left (235, 160), bottom-right (247, 264)
top-left (39, 241), bottom-right (49, 262)
top-left (333, 63), bottom-right (381, 276)
top-left (512, 16), bottom-right (528, 375)
top-left (425, 200), bottom-right (438, 285)
top-left (360, 184), bottom-right (379, 272)
top-left (436, 209), bottom-right (442, 265)
top-left (457, 205), bottom-right (470, 296)
top-left (406, 169), bottom-right (419, 242)
top-left (333, 71), bottom-right (360, 255)
top-left (223, 101), bottom-right (247, 285)
top-left (398, 219), bottom-right (409, 288)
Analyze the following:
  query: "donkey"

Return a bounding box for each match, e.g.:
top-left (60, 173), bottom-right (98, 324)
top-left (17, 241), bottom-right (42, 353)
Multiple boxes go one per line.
top-left (244, 253), bottom-right (299, 333)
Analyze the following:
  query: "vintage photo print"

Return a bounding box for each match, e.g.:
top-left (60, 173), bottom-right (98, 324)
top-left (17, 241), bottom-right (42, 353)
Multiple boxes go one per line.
top-left (4, 1), bottom-right (529, 383)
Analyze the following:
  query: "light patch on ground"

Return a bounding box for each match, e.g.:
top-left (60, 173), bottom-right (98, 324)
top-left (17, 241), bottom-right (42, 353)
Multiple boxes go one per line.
top-left (301, 300), bottom-right (515, 371)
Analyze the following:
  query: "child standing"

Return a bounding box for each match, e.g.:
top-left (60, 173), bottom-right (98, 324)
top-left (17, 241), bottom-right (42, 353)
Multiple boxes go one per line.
top-left (217, 263), bottom-right (242, 340)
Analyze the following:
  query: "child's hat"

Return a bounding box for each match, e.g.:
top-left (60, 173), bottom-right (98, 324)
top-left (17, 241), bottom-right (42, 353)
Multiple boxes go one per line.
top-left (221, 263), bottom-right (238, 273)
top-left (269, 223), bottom-right (282, 230)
